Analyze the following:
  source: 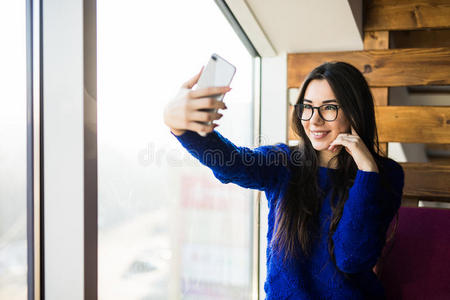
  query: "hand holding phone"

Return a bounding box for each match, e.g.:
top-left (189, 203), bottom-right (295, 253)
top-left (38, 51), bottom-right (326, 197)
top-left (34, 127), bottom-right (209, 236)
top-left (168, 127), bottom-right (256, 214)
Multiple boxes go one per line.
top-left (195, 53), bottom-right (236, 136)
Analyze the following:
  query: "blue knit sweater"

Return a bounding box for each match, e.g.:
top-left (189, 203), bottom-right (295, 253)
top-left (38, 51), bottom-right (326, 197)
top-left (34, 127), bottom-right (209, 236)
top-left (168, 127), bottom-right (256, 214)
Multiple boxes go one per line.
top-left (171, 129), bottom-right (404, 299)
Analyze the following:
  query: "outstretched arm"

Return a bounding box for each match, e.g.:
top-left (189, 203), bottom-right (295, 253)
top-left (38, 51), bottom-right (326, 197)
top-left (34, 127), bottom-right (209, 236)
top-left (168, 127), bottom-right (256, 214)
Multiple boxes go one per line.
top-left (164, 69), bottom-right (290, 192)
top-left (171, 129), bottom-right (290, 192)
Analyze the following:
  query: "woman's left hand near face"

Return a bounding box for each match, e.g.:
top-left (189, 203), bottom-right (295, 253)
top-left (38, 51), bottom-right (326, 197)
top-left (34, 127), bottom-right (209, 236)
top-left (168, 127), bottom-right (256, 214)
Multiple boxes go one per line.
top-left (328, 127), bottom-right (379, 173)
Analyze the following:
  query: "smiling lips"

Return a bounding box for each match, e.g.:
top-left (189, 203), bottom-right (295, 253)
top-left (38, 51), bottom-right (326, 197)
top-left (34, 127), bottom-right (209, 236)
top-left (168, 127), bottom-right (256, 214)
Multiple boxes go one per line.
top-left (310, 130), bottom-right (330, 139)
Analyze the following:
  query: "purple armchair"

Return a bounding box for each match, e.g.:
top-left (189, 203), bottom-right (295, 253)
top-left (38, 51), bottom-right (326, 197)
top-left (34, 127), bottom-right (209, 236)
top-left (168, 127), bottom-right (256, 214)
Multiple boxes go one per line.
top-left (376, 207), bottom-right (450, 299)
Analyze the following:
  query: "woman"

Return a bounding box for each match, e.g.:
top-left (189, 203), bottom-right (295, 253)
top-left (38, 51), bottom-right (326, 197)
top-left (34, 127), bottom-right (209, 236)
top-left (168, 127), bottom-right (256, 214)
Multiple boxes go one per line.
top-left (163, 62), bottom-right (404, 299)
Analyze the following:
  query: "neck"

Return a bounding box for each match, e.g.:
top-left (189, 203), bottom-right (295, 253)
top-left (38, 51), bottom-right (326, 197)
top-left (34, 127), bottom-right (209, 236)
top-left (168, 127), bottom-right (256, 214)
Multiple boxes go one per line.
top-left (319, 149), bottom-right (338, 168)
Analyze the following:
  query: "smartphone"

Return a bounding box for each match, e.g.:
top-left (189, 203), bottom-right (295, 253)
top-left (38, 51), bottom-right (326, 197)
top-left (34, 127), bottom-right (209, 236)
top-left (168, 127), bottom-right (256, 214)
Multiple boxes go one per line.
top-left (195, 53), bottom-right (236, 136)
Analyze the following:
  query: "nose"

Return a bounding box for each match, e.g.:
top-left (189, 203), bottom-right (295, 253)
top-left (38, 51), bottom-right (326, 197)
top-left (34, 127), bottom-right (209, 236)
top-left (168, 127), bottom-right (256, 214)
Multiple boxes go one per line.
top-left (310, 108), bottom-right (324, 126)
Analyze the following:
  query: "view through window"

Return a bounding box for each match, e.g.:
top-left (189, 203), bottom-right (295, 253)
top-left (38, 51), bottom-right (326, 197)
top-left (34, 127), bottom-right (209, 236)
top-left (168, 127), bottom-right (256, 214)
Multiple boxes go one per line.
top-left (0, 1), bottom-right (28, 299)
top-left (98, 1), bottom-right (256, 299)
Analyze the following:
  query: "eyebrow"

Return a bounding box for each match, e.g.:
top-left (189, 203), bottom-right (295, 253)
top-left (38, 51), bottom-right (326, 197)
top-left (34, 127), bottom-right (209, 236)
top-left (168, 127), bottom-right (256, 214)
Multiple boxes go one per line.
top-left (303, 99), bottom-right (338, 104)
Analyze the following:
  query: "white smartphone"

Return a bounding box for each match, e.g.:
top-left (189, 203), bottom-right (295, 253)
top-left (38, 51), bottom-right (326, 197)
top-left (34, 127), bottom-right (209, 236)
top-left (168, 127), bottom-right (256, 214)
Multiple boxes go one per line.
top-left (195, 53), bottom-right (236, 136)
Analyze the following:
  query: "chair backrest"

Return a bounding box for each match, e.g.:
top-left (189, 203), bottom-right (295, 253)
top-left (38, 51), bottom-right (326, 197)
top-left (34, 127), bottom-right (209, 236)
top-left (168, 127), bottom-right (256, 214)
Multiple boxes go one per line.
top-left (377, 207), bottom-right (450, 300)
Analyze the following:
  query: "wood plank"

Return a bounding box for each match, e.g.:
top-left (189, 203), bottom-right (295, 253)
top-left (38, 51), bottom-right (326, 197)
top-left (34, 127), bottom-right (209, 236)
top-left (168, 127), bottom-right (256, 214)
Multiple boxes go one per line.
top-left (371, 88), bottom-right (389, 106)
top-left (287, 104), bottom-right (302, 146)
top-left (364, 31), bottom-right (389, 50)
top-left (401, 162), bottom-right (450, 202)
top-left (401, 198), bottom-right (419, 207)
top-left (391, 29), bottom-right (450, 49)
top-left (287, 47), bottom-right (450, 88)
top-left (375, 106), bottom-right (450, 144)
top-left (364, 0), bottom-right (450, 31)
top-left (370, 88), bottom-right (388, 156)
top-left (288, 106), bottom-right (450, 144)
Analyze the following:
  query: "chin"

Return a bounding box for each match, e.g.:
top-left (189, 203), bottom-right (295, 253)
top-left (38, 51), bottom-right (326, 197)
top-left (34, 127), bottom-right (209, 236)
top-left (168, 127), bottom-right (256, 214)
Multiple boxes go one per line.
top-left (307, 135), bottom-right (332, 151)
top-left (310, 142), bottom-right (330, 151)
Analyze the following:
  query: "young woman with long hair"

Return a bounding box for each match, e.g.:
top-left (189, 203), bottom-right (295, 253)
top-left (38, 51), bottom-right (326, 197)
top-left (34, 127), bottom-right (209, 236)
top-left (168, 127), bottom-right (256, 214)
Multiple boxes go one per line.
top-left (163, 61), bottom-right (404, 299)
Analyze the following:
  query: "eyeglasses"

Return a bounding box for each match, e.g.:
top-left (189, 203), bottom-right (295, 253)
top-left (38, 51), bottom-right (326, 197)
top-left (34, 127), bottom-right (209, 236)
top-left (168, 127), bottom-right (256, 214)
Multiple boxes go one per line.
top-left (294, 103), bottom-right (340, 122)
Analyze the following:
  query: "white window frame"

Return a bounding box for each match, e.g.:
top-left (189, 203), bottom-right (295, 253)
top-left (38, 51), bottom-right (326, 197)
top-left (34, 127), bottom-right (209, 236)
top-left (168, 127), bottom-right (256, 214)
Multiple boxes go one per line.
top-left (40, 0), bottom-right (97, 298)
top-left (258, 55), bottom-right (288, 299)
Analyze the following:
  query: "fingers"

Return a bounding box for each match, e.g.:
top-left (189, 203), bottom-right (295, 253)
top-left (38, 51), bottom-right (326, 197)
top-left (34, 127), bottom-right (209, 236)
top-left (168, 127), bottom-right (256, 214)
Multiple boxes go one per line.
top-left (328, 140), bottom-right (344, 152)
top-left (328, 134), bottom-right (358, 152)
top-left (188, 97), bottom-right (227, 110)
top-left (189, 111), bottom-right (223, 123)
top-left (182, 66), bottom-right (204, 89)
top-left (188, 86), bottom-right (231, 99)
top-left (332, 133), bottom-right (358, 142)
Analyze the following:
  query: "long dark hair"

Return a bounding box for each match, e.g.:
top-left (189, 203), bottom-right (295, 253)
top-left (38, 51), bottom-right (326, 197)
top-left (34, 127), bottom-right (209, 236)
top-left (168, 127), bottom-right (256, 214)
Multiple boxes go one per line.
top-left (270, 61), bottom-right (398, 278)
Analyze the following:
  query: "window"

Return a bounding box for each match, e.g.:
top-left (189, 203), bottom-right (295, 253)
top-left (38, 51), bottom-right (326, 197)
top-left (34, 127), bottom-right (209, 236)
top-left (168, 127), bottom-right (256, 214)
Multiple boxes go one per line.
top-left (98, 1), bottom-right (257, 299)
top-left (0, 1), bottom-right (28, 299)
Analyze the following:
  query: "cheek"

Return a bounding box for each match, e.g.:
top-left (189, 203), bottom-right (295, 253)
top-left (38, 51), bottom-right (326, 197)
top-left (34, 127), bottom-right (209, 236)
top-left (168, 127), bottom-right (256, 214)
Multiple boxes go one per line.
top-left (333, 115), bottom-right (350, 133)
top-left (301, 121), bottom-right (308, 131)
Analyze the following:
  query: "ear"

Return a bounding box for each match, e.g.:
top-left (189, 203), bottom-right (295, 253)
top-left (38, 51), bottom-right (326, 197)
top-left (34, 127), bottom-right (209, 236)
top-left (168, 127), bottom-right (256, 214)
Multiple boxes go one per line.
top-left (351, 126), bottom-right (357, 135)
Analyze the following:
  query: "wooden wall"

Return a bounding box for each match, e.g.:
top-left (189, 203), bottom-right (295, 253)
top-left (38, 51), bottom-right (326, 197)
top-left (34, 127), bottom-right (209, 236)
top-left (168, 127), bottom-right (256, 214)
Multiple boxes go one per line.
top-left (287, 0), bottom-right (450, 207)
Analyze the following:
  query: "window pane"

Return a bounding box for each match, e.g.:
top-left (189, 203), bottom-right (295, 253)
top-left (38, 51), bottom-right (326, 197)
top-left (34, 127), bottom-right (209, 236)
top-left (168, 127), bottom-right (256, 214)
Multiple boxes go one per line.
top-left (98, 1), bottom-right (255, 299)
top-left (0, 1), bottom-right (28, 299)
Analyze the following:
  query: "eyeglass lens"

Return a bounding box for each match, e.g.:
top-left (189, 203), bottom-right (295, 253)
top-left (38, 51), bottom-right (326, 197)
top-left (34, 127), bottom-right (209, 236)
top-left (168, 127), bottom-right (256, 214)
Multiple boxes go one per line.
top-left (300, 104), bottom-right (338, 121)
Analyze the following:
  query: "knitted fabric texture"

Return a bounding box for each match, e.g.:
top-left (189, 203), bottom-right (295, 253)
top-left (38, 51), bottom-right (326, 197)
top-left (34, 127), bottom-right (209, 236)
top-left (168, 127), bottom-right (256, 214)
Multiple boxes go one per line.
top-left (171, 129), bottom-right (404, 300)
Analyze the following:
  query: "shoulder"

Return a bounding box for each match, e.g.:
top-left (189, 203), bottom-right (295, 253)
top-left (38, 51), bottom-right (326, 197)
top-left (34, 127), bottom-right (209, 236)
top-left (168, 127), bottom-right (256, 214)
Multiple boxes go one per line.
top-left (274, 143), bottom-right (291, 154)
top-left (379, 156), bottom-right (404, 180)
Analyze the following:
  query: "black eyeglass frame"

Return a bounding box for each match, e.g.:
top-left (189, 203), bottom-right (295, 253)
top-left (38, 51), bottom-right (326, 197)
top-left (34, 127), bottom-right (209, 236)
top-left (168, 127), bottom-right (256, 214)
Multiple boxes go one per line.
top-left (294, 103), bottom-right (341, 122)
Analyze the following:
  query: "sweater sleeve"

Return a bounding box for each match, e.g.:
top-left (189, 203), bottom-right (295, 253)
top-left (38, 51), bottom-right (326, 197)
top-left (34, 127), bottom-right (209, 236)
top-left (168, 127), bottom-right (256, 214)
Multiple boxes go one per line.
top-left (170, 129), bottom-right (290, 192)
top-left (332, 159), bottom-right (404, 274)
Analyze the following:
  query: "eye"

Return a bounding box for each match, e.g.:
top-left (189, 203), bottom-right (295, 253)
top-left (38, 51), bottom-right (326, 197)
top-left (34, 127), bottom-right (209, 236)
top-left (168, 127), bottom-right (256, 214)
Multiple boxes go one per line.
top-left (323, 105), bottom-right (337, 111)
top-left (302, 104), bottom-right (312, 109)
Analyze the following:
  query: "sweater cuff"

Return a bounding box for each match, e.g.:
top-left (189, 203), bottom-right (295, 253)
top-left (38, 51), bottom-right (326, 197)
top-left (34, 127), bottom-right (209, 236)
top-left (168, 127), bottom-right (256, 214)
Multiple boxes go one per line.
top-left (170, 129), bottom-right (217, 146)
top-left (352, 170), bottom-right (380, 196)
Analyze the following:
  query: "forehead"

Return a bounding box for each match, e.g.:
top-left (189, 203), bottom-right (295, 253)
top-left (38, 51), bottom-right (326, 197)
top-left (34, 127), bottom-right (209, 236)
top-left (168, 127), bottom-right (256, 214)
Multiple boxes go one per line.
top-left (303, 79), bottom-right (337, 103)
